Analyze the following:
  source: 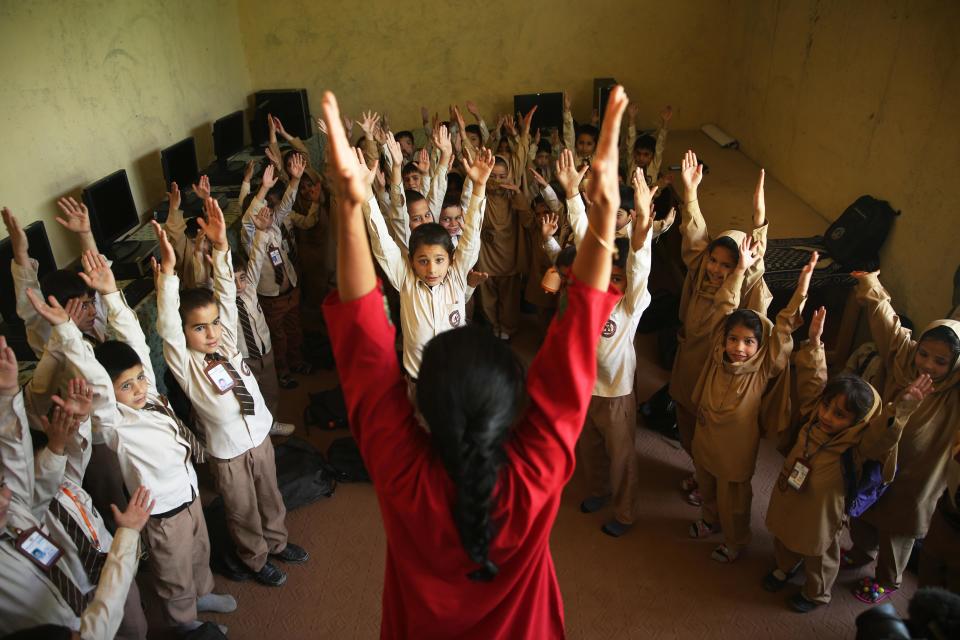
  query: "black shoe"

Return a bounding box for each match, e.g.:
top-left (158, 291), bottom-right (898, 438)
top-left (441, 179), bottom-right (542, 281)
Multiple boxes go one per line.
top-left (580, 495), bottom-right (611, 513)
top-left (253, 560), bottom-right (287, 587)
top-left (787, 593), bottom-right (821, 613)
top-left (271, 542), bottom-right (309, 564)
top-left (763, 570), bottom-right (788, 592)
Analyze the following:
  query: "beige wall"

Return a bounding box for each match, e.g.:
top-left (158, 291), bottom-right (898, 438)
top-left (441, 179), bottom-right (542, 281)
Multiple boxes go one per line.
top-left (718, 0), bottom-right (960, 326)
top-left (0, 0), bottom-right (251, 265)
top-left (235, 0), bottom-right (739, 131)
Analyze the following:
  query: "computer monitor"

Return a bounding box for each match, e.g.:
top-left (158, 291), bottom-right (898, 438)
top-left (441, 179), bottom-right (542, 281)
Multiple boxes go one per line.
top-left (83, 169), bottom-right (141, 249)
top-left (250, 89), bottom-right (311, 146)
top-left (160, 137), bottom-right (200, 192)
top-left (0, 220), bottom-right (57, 325)
top-left (213, 110), bottom-right (245, 161)
top-left (513, 92), bottom-right (563, 136)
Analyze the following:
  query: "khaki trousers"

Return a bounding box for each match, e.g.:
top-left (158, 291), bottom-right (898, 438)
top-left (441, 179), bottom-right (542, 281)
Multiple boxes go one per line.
top-left (918, 503), bottom-right (960, 591)
top-left (676, 403), bottom-right (696, 460)
top-left (696, 464), bottom-right (753, 550)
top-left (774, 536), bottom-right (841, 604)
top-left (246, 349), bottom-right (279, 417)
top-left (577, 393), bottom-right (640, 524)
top-left (479, 275), bottom-right (520, 336)
top-left (849, 517), bottom-right (915, 588)
top-left (259, 287), bottom-right (305, 374)
top-left (209, 436), bottom-right (288, 572)
top-left (142, 497), bottom-right (215, 626)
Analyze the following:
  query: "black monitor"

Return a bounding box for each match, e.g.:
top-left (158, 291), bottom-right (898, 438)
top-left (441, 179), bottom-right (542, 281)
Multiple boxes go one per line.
top-left (83, 169), bottom-right (141, 249)
top-left (0, 220), bottom-right (57, 325)
top-left (513, 92), bottom-right (563, 135)
top-left (160, 137), bottom-right (200, 192)
top-left (251, 89), bottom-right (311, 146)
top-left (213, 110), bottom-right (245, 161)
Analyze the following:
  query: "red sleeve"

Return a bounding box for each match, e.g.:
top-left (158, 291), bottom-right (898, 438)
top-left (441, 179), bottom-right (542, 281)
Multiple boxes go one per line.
top-left (508, 275), bottom-right (620, 493)
top-left (322, 282), bottom-right (429, 493)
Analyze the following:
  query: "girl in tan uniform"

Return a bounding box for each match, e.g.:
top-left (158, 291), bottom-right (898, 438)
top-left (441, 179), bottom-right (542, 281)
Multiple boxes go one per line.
top-left (764, 307), bottom-right (934, 612)
top-left (841, 272), bottom-right (960, 601)
top-left (687, 250), bottom-right (816, 563)
top-left (670, 150), bottom-right (772, 506)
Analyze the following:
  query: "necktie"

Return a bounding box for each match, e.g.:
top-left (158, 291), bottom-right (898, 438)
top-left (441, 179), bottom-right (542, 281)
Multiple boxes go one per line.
top-left (269, 244), bottom-right (285, 286)
top-left (143, 396), bottom-right (207, 463)
top-left (236, 297), bottom-right (262, 359)
top-left (48, 497), bottom-right (106, 586)
top-left (204, 353), bottom-right (256, 416)
top-left (2, 531), bottom-right (87, 616)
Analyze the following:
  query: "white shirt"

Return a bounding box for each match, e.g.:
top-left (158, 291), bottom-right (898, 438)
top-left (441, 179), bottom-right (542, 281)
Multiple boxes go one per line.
top-left (236, 229), bottom-right (273, 359)
top-left (240, 180), bottom-right (301, 296)
top-left (157, 248), bottom-right (273, 459)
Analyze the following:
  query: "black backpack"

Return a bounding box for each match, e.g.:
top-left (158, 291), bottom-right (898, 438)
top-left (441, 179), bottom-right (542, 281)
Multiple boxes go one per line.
top-left (823, 196), bottom-right (899, 271)
top-left (326, 436), bottom-right (370, 482)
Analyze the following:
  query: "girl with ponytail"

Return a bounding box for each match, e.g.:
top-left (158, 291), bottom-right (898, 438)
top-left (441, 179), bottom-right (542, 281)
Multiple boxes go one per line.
top-left (318, 86), bottom-right (627, 638)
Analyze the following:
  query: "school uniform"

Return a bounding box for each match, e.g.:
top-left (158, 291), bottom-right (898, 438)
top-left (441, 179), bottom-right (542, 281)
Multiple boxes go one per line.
top-left (623, 121), bottom-right (667, 186)
top-left (51, 290), bottom-right (214, 627)
top-left (237, 229), bottom-right (280, 415)
top-left (156, 248), bottom-right (288, 574)
top-left (0, 390), bottom-right (141, 639)
top-left (918, 445), bottom-right (960, 591)
top-left (766, 341), bottom-right (906, 604)
top-left (363, 191), bottom-right (486, 378)
top-left (847, 275), bottom-right (960, 588)
top-left (165, 206), bottom-right (212, 289)
top-left (691, 274), bottom-right (805, 553)
top-left (322, 270), bottom-right (619, 638)
top-left (476, 188), bottom-right (531, 338)
top-left (568, 195), bottom-right (654, 524)
top-left (669, 197), bottom-right (772, 458)
top-left (562, 108), bottom-right (591, 168)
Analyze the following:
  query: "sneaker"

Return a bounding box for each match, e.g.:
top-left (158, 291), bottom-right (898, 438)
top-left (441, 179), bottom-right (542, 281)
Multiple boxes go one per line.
top-left (601, 520), bottom-right (632, 537)
top-left (270, 421), bottom-right (295, 437)
top-left (271, 542), bottom-right (309, 564)
top-left (580, 495), bottom-right (611, 513)
top-left (762, 567), bottom-right (798, 593)
top-left (253, 560), bottom-right (287, 587)
top-left (787, 593), bottom-right (822, 613)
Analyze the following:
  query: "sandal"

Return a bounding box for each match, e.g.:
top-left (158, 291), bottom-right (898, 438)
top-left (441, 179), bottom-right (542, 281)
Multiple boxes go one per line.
top-left (711, 543), bottom-right (740, 563)
top-left (680, 474), bottom-right (698, 492)
top-left (688, 519), bottom-right (721, 539)
top-left (685, 489), bottom-right (703, 507)
top-left (853, 577), bottom-right (897, 604)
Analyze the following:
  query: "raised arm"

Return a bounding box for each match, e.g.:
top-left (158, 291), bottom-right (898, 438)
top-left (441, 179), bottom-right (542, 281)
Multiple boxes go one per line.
top-left (3, 208), bottom-right (48, 357)
top-left (647, 105), bottom-right (672, 181)
top-left (679, 149), bottom-right (709, 267)
top-left (55, 197), bottom-right (98, 253)
top-left (562, 91), bottom-right (575, 152)
top-left (240, 165), bottom-right (278, 251)
top-left (794, 306), bottom-right (829, 418)
top-left (765, 252), bottom-right (817, 376)
top-left (200, 197), bottom-right (239, 358)
top-left (858, 375), bottom-right (934, 462)
top-left (623, 167), bottom-right (657, 316)
top-left (853, 271), bottom-right (914, 364)
top-left (452, 148), bottom-right (492, 279)
top-left (426, 124), bottom-right (452, 218)
top-left (150, 222), bottom-right (191, 385)
top-left (556, 149), bottom-right (590, 245)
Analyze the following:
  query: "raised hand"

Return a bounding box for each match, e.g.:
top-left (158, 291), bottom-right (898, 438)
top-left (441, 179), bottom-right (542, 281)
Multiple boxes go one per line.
top-left (198, 198), bottom-right (228, 251)
top-left (323, 92), bottom-right (378, 205)
top-left (737, 236), bottom-right (759, 273)
top-left (467, 270), bottom-right (489, 288)
top-left (315, 117), bottom-right (329, 137)
top-left (288, 153), bottom-right (306, 179)
top-left (520, 106), bottom-right (538, 137)
top-left (55, 197), bottom-right (92, 236)
top-left (150, 221), bottom-right (176, 275)
top-left (267, 113), bottom-right (277, 140)
top-left (556, 148), bottom-right (589, 197)
top-left (342, 115), bottom-right (355, 139)
top-left (528, 166), bottom-right (549, 189)
top-left (563, 91), bottom-right (571, 112)
top-left (451, 105), bottom-right (468, 139)
top-left (583, 84), bottom-right (629, 255)
top-left (627, 102), bottom-right (640, 123)
top-left (461, 147), bottom-right (495, 187)
top-left (897, 374), bottom-right (935, 417)
top-left (420, 106), bottom-right (430, 126)
top-left (112, 486), bottom-right (156, 532)
top-left (252, 206), bottom-right (273, 231)
top-left (540, 212), bottom-right (559, 241)
top-left (465, 100), bottom-right (481, 120)
top-left (660, 105), bottom-right (674, 127)
top-left (25, 288), bottom-right (69, 326)
top-left (753, 168), bottom-right (766, 226)
top-left (243, 160), bottom-right (256, 183)
top-left (359, 110), bottom-right (381, 138)
top-left (167, 182), bottom-right (181, 212)
top-left (808, 306), bottom-right (827, 346)
top-left (42, 406), bottom-right (81, 456)
top-left (653, 207), bottom-right (676, 237)
top-left (261, 164), bottom-right (278, 191)
top-left (78, 250), bottom-right (117, 294)
top-left (264, 145), bottom-right (282, 171)
top-left (632, 167), bottom-right (658, 236)
top-left (681, 149), bottom-right (703, 193)
top-left (414, 148), bottom-right (430, 175)
top-left (385, 133), bottom-right (404, 167)
top-left (373, 166), bottom-right (386, 193)
top-left (51, 377), bottom-right (93, 419)
top-left (0, 336), bottom-right (18, 396)
top-left (1, 207), bottom-right (29, 264)
top-left (796, 251), bottom-right (819, 297)
top-left (502, 114), bottom-right (518, 137)
top-left (273, 116), bottom-right (290, 140)
top-left (192, 175), bottom-right (211, 201)
top-left (590, 108), bottom-right (600, 127)
top-left (432, 124), bottom-right (453, 160)
top-left (64, 298), bottom-right (86, 328)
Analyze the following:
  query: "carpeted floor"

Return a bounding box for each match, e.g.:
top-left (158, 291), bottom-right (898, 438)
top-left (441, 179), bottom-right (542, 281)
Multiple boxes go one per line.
top-left (179, 324), bottom-right (916, 640)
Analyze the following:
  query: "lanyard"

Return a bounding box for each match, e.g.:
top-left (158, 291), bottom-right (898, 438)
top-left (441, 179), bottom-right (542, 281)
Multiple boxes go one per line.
top-left (59, 486), bottom-right (101, 551)
top-left (801, 421), bottom-right (836, 464)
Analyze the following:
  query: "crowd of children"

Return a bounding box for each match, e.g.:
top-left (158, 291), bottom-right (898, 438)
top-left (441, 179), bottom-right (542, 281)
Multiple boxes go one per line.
top-left (0, 80), bottom-right (957, 639)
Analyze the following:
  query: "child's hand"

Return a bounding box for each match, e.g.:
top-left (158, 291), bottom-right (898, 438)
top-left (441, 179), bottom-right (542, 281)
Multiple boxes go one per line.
top-left (540, 212), bottom-right (559, 241)
top-left (315, 117), bottom-right (329, 137)
top-left (288, 153), bottom-right (306, 179)
top-left (112, 486), bottom-right (155, 533)
top-left (432, 124), bottom-right (453, 160)
top-left (359, 110), bottom-right (380, 138)
top-left (42, 405), bottom-right (80, 456)
top-left (264, 145), bottom-right (282, 172)
top-left (632, 167), bottom-right (658, 236)
top-left (590, 108), bottom-right (600, 127)
top-left (737, 236), bottom-right (759, 273)
top-left (0, 336), bottom-right (18, 396)
top-left (199, 198), bottom-right (228, 251)
top-left (660, 105), bottom-right (673, 127)
top-left (467, 270), bottom-right (489, 288)
top-left (274, 116), bottom-right (290, 140)
top-left (342, 115), bottom-right (355, 140)
top-left (808, 306), bottom-right (827, 346)
top-left (373, 166), bottom-right (386, 193)
top-left (502, 114), bottom-right (518, 138)
top-left (653, 207), bottom-right (676, 237)
top-left (1, 207), bottom-right (29, 265)
top-left (897, 373), bottom-right (934, 418)
top-left (25, 288), bottom-right (69, 326)
top-left (562, 91), bottom-right (571, 113)
top-left (414, 148), bottom-right (430, 176)
top-left (55, 197), bottom-right (92, 236)
top-left (166, 182), bottom-right (181, 212)
top-left (78, 250), bottom-right (118, 294)
top-left (680, 149), bottom-right (703, 193)
top-left (520, 105), bottom-right (538, 137)
top-left (243, 160), bottom-right (256, 183)
top-left (796, 251), bottom-right (819, 297)
top-left (461, 147), bottom-right (495, 187)
top-left (252, 207), bottom-right (273, 231)
top-left (51, 378), bottom-right (93, 420)
top-left (528, 166), bottom-right (549, 189)
top-left (323, 92), bottom-right (379, 205)
top-left (261, 164), bottom-right (278, 191)
top-left (753, 168), bottom-right (766, 226)
top-left (556, 149), bottom-right (588, 197)
top-left (192, 175), bottom-right (211, 201)
top-left (585, 87), bottom-right (627, 213)
top-left (627, 102), bottom-right (639, 123)
top-left (385, 134), bottom-right (403, 167)
top-left (267, 113), bottom-right (277, 140)
top-left (150, 221), bottom-right (176, 275)
top-left (466, 100), bottom-right (481, 120)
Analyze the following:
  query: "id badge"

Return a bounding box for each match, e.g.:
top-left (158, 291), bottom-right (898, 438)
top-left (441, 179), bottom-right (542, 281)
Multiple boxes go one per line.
top-left (786, 458), bottom-right (811, 491)
top-left (269, 248), bottom-right (283, 267)
top-left (204, 361), bottom-right (236, 394)
top-left (16, 527), bottom-right (63, 572)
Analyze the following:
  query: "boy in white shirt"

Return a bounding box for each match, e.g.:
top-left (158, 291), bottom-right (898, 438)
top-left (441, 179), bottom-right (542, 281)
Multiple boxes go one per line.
top-left (154, 199), bottom-right (307, 587)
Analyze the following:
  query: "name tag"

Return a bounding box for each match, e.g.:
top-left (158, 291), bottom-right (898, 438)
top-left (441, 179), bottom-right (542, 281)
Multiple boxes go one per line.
top-left (269, 248), bottom-right (283, 266)
top-left (204, 361), bottom-right (236, 394)
top-left (786, 458), bottom-right (811, 491)
top-left (16, 528), bottom-right (64, 572)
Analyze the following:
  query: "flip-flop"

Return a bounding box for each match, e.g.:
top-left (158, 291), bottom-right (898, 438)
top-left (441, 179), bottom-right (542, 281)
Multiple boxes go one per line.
top-left (853, 577), bottom-right (897, 604)
top-left (688, 519), bottom-right (720, 538)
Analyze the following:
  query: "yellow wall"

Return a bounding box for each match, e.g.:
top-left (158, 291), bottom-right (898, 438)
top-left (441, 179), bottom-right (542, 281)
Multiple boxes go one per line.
top-left (235, 0), bottom-right (739, 131)
top-left (718, 0), bottom-right (960, 325)
top-left (0, 0), bottom-right (251, 266)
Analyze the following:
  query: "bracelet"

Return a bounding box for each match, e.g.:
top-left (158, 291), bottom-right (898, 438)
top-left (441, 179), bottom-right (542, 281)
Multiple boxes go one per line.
top-left (587, 222), bottom-right (617, 255)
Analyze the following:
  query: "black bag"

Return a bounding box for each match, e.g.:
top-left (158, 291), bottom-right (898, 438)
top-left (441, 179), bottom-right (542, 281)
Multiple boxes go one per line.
top-left (304, 385), bottom-right (349, 430)
top-left (183, 622), bottom-right (228, 639)
top-left (638, 383), bottom-right (679, 442)
top-left (326, 436), bottom-right (370, 482)
top-left (823, 196), bottom-right (899, 270)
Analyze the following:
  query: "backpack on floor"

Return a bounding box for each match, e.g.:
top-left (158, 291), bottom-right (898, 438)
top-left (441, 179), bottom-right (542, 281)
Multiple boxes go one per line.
top-left (326, 436), bottom-right (370, 482)
top-left (304, 385), bottom-right (349, 431)
top-left (638, 384), bottom-right (679, 442)
top-left (823, 196), bottom-right (900, 271)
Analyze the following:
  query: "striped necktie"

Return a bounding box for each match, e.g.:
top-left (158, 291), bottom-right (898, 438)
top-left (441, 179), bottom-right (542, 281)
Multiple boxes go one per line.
top-left (204, 353), bottom-right (256, 416)
top-left (269, 244), bottom-right (285, 286)
top-left (2, 531), bottom-right (87, 616)
top-left (143, 396), bottom-right (207, 463)
top-left (48, 497), bottom-right (107, 586)
top-left (236, 297), bottom-right (262, 359)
